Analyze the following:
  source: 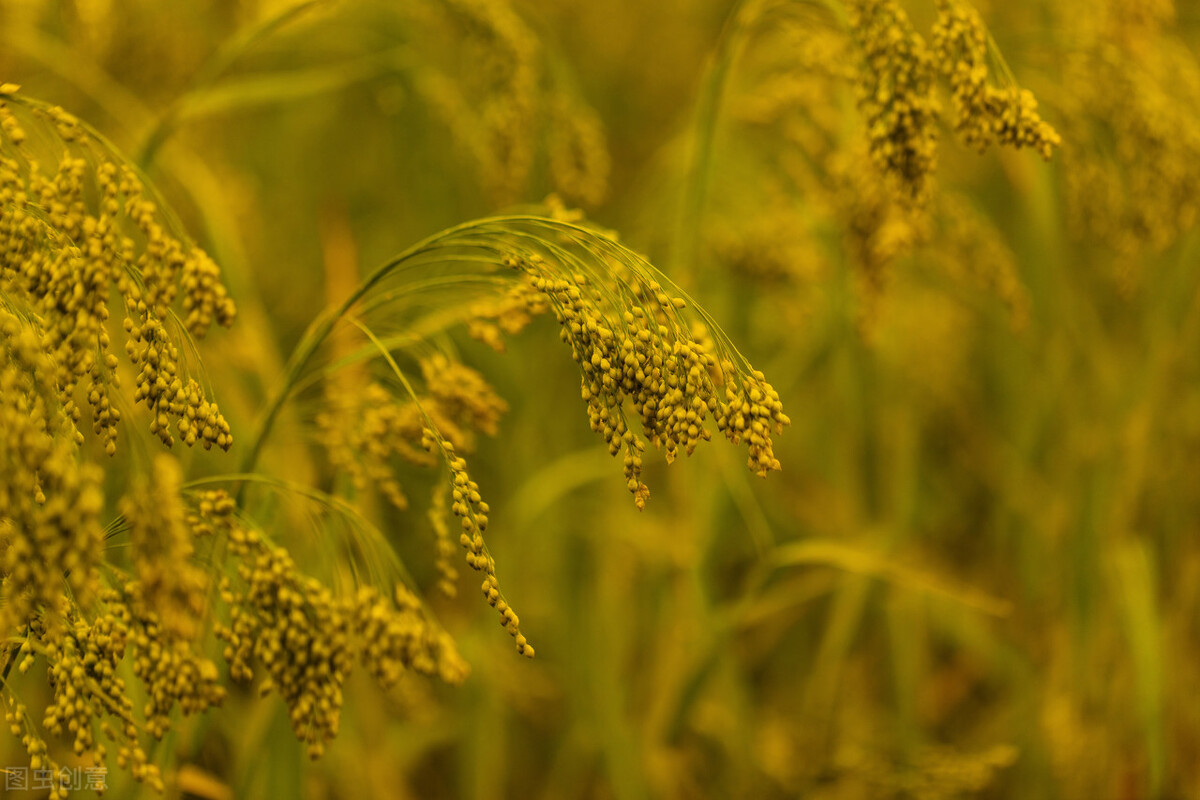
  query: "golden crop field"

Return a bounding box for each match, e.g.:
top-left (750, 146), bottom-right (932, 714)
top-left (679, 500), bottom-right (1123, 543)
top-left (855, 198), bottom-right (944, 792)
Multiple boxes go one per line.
top-left (1, 1), bottom-right (1198, 797)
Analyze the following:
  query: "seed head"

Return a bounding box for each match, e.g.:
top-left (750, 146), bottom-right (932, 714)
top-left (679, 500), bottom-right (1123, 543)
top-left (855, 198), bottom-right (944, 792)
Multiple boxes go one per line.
top-left (213, 508), bottom-right (468, 756)
top-left (0, 91), bottom-right (236, 454)
top-left (932, 0), bottom-right (1061, 159)
top-left (119, 455), bottom-right (211, 640)
top-left (0, 310), bottom-right (105, 637)
top-left (848, 0), bottom-right (941, 204)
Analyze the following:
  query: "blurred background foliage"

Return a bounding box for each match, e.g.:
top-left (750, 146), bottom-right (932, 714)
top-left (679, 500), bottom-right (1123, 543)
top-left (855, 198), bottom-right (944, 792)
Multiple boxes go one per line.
top-left (3, 0), bottom-right (1200, 797)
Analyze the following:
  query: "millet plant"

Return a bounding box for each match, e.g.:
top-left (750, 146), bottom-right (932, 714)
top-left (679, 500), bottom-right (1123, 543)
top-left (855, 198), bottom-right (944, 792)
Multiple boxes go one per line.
top-left (8, 0), bottom-right (1200, 797)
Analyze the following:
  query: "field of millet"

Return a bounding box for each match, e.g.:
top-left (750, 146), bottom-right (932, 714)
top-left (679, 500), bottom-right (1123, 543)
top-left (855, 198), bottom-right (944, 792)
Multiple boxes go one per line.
top-left (2, 1), bottom-right (1200, 798)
